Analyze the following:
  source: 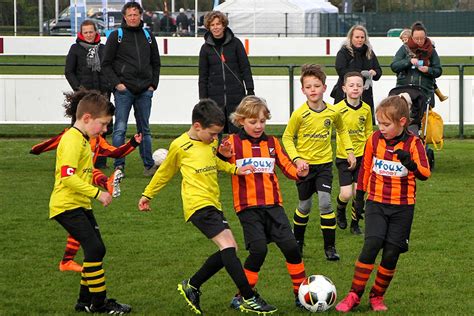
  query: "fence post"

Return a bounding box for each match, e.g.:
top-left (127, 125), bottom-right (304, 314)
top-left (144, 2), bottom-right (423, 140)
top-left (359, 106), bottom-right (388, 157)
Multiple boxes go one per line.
top-left (285, 13), bottom-right (288, 37)
top-left (459, 64), bottom-right (464, 139)
top-left (289, 65), bottom-right (295, 115)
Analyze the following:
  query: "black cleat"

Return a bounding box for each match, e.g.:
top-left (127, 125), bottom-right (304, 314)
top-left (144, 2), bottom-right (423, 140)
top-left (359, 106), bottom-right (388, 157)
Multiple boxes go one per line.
top-left (87, 298), bottom-right (131, 314)
top-left (325, 246), bottom-right (340, 261)
top-left (295, 296), bottom-right (305, 309)
top-left (177, 279), bottom-right (202, 314)
top-left (336, 209), bottom-right (348, 229)
top-left (74, 301), bottom-right (89, 312)
top-left (350, 222), bottom-right (363, 235)
top-left (240, 292), bottom-right (277, 314)
top-left (230, 293), bottom-right (243, 310)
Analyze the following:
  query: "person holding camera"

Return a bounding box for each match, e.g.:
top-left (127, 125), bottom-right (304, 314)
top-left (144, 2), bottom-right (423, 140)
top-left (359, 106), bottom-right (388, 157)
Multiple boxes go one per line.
top-left (391, 21), bottom-right (442, 107)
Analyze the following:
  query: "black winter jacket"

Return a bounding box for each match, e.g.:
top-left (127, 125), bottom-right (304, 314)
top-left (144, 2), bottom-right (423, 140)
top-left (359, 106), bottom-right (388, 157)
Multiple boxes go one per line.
top-left (65, 39), bottom-right (110, 93)
top-left (198, 28), bottom-right (254, 114)
top-left (333, 45), bottom-right (382, 110)
top-left (102, 21), bottom-right (161, 95)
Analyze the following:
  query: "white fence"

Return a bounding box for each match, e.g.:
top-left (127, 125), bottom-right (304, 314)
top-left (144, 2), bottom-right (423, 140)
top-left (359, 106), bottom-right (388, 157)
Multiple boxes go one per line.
top-left (0, 75), bottom-right (471, 125)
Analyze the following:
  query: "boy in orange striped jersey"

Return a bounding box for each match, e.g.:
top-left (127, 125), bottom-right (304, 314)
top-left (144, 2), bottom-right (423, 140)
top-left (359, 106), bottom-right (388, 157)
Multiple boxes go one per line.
top-left (31, 89), bottom-right (141, 272)
top-left (218, 96), bottom-right (309, 309)
top-left (336, 95), bottom-right (431, 312)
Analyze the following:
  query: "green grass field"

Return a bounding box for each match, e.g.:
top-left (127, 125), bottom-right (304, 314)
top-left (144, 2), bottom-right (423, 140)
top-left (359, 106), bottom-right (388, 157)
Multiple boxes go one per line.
top-left (0, 123), bottom-right (473, 315)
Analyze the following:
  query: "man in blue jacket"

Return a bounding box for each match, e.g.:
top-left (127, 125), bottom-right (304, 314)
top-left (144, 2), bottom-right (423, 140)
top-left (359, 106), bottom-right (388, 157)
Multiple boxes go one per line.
top-left (102, 1), bottom-right (161, 177)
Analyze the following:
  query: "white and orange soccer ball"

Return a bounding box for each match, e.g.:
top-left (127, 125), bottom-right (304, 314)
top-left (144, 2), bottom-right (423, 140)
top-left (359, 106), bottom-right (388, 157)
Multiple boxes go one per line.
top-left (152, 148), bottom-right (168, 166)
top-left (298, 275), bottom-right (337, 312)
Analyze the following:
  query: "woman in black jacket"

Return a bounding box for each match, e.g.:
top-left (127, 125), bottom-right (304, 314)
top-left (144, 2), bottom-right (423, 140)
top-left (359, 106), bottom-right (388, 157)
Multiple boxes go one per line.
top-left (65, 20), bottom-right (111, 168)
top-left (332, 25), bottom-right (382, 124)
top-left (198, 11), bottom-right (254, 134)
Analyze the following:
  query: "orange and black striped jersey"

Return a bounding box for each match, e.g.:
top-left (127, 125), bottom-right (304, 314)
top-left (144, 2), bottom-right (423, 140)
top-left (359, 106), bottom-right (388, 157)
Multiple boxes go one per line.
top-left (357, 130), bottom-right (431, 205)
top-left (224, 131), bottom-right (299, 213)
top-left (30, 128), bottom-right (138, 164)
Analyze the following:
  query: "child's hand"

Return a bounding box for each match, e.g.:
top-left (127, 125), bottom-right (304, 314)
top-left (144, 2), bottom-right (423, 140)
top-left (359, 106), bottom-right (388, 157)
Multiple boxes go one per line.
top-left (394, 149), bottom-right (417, 171)
top-left (138, 197), bottom-right (151, 211)
top-left (295, 159), bottom-right (309, 172)
top-left (219, 139), bottom-right (233, 158)
top-left (297, 167), bottom-right (309, 178)
top-left (98, 191), bottom-right (112, 207)
top-left (237, 164), bottom-right (255, 175)
top-left (353, 199), bottom-right (365, 220)
top-left (134, 133), bottom-right (143, 144)
top-left (347, 152), bottom-right (357, 170)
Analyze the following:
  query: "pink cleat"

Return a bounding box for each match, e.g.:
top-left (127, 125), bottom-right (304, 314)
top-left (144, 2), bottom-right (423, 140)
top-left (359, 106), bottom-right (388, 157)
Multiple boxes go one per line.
top-left (335, 292), bottom-right (360, 313)
top-left (369, 295), bottom-right (388, 311)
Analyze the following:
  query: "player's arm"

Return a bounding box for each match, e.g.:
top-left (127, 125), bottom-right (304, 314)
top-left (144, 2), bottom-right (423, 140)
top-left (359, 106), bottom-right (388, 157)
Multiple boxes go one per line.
top-left (282, 113), bottom-right (302, 162)
top-left (365, 107), bottom-right (374, 138)
top-left (356, 135), bottom-right (373, 193)
top-left (97, 133), bottom-right (141, 158)
top-left (30, 129), bottom-right (67, 155)
top-left (334, 111), bottom-right (356, 169)
top-left (273, 137), bottom-right (303, 180)
top-left (216, 157), bottom-right (255, 175)
top-left (395, 138), bottom-right (431, 180)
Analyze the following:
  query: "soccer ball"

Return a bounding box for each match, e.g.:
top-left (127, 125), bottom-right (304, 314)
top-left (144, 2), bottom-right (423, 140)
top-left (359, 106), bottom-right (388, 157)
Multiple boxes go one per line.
top-left (152, 148), bottom-right (168, 166)
top-left (298, 275), bottom-right (337, 312)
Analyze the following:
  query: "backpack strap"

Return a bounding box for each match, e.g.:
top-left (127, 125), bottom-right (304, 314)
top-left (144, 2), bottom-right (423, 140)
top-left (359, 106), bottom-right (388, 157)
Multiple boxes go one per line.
top-left (117, 27), bottom-right (151, 44)
top-left (143, 28), bottom-right (152, 44)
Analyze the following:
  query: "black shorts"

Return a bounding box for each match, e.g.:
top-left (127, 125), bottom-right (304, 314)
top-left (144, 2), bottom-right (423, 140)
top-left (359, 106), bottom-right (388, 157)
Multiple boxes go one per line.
top-left (296, 162), bottom-right (333, 200)
top-left (336, 156), bottom-right (363, 186)
top-left (364, 201), bottom-right (415, 253)
top-left (237, 205), bottom-right (295, 249)
top-left (188, 206), bottom-right (230, 239)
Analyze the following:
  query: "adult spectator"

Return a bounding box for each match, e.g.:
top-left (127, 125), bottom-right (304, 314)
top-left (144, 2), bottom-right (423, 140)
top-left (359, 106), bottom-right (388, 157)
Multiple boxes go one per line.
top-left (391, 21), bottom-right (442, 107)
top-left (332, 25), bottom-right (382, 124)
top-left (65, 19), bottom-right (111, 168)
top-left (143, 10), bottom-right (154, 33)
top-left (159, 11), bottom-right (175, 35)
top-left (176, 8), bottom-right (189, 34)
top-left (198, 11), bottom-right (254, 134)
top-left (102, 1), bottom-right (161, 177)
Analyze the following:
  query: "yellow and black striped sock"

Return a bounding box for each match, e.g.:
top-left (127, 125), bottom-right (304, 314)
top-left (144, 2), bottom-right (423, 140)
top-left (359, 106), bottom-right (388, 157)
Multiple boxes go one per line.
top-left (320, 212), bottom-right (336, 249)
top-left (293, 209), bottom-right (309, 242)
top-left (83, 261), bottom-right (106, 306)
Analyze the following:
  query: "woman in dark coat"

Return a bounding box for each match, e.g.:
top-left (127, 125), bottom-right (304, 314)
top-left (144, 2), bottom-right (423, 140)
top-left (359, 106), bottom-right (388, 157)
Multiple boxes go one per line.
top-left (65, 19), bottom-right (111, 168)
top-left (332, 25), bottom-right (382, 124)
top-left (198, 11), bottom-right (254, 134)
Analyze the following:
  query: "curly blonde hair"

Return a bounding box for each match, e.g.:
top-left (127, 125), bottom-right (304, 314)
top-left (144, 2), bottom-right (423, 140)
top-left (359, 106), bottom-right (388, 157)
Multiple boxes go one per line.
top-left (204, 11), bottom-right (228, 30)
top-left (230, 96), bottom-right (271, 127)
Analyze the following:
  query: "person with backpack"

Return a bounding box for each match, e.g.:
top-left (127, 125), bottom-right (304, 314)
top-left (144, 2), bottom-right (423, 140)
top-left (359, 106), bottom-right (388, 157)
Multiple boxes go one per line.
top-left (102, 1), bottom-right (161, 177)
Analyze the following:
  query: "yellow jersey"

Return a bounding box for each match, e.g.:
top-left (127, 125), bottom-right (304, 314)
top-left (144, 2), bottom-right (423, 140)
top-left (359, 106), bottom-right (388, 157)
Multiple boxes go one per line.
top-left (282, 101), bottom-right (353, 165)
top-left (142, 133), bottom-right (237, 221)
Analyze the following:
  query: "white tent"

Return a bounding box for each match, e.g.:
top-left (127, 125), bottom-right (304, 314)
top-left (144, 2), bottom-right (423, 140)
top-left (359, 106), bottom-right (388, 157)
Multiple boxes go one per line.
top-left (214, 0), bottom-right (338, 37)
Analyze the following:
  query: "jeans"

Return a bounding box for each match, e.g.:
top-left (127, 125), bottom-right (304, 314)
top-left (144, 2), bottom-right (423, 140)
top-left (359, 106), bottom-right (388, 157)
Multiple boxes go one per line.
top-left (113, 88), bottom-right (154, 169)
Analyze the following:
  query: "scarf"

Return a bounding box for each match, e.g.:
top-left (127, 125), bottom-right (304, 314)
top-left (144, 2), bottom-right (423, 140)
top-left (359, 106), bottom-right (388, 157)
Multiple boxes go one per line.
top-left (406, 37), bottom-right (433, 67)
top-left (77, 33), bottom-right (101, 72)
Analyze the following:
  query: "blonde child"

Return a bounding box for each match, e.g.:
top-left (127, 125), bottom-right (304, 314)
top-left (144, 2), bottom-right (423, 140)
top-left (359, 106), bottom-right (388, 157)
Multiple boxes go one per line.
top-left (336, 95), bottom-right (431, 312)
top-left (334, 72), bottom-right (373, 235)
top-left (218, 96), bottom-right (309, 309)
top-left (282, 64), bottom-right (356, 260)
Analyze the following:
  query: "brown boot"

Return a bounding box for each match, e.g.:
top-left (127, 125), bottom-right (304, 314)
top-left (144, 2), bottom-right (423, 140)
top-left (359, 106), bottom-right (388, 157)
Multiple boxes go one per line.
top-left (435, 88), bottom-right (448, 102)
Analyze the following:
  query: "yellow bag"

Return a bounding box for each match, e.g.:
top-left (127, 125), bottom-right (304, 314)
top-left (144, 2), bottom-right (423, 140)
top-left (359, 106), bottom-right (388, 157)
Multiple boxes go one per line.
top-left (421, 110), bottom-right (444, 150)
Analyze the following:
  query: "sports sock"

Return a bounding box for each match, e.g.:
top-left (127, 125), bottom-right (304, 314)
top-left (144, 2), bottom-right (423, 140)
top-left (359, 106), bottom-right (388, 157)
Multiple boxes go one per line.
top-left (337, 196), bottom-right (348, 213)
top-left (350, 205), bottom-right (359, 223)
top-left (220, 247), bottom-right (254, 299)
top-left (293, 209), bottom-right (309, 243)
top-left (320, 212), bottom-right (336, 249)
top-left (189, 251), bottom-right (224, 289)
top-left (286, 261), bottom-right (306, 296)
top-left (244, 269), bottom-right (259, 289)
top-left (92, 169), bottom-right (108, 190)
top-left (62, 235), bottom-right (81, 263)
top-left (83, 261), bottom-right (106, 307)
top-left (350, 260), bottom-right (374, 297)
top-left (369, 265), bottom-right (396, 297)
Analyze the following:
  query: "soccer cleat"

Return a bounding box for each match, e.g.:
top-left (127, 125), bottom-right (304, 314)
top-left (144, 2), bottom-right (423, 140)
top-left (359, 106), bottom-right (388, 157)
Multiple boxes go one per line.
top-left (335, 292), bottom-right (360, 313)
top-left (324, 246), bottom-right (340, 261)
top-left (239, 292), bottom-right (277, 314)
top-left (295, 296), bottom-right (305, 309)
top-left (86, 298), bottom-right (132, 314)
top-left (230, 293), bottom-right (243, 310)
top-left (114, 165), bottom-right (125, 179)
top-left (369, 295), bottom-right (388, 311)
top-left (107, 169), bottom-right (124, 198)
top-left (350, 222), bottom-right (363, 235)
top-left (74, 301), bottom-right (89, 312)
top-left (59, 260), bottom-right (82, 272)
top-left (296, 240), bottom-right (304, 257)
top-left (177, 279), bottom-right (202, 314)
top-left (143, 165), bottom-right (158, 177)
top-left (336, 209), bottom-right (348, 229)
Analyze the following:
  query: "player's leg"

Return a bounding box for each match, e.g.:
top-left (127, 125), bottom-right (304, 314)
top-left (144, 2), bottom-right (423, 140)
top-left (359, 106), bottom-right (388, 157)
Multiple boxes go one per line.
top-left (349, 183), bottom-right (363, 235)
top-left (335, 158), bottom-right (353, 230)
top-left (112, 90), bottom-right (134, 172)
top-left (59, 235), bottom-right (82, 272)
top-left (293, 170), bottom-right (316, 256)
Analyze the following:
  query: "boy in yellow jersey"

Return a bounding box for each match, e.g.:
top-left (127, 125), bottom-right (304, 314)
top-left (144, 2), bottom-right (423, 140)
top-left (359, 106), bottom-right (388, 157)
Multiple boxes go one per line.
top-left (49, 91), bottom-right (131, 314)
top-left (138, 99), bottom-right (277, 315)
top-left (282, 64), bottom-right (356, 260)
top-left (334, 72), bottom-right (373, 235)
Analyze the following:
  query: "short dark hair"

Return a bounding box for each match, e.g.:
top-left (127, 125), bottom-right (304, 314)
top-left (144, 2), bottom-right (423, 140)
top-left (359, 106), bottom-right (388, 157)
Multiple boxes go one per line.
top-left (80, 19), bottom-right (98, 32)
top-left (192, 99), bottom-right (225, 128)
top-left (411, 21), bottom-right (427, 35)
top-left (343, 71), bottom-right (364, 84)
top-left (300, 64), bottom-right (326, 85)
top-left (122, 1), bottom-right (143, 15)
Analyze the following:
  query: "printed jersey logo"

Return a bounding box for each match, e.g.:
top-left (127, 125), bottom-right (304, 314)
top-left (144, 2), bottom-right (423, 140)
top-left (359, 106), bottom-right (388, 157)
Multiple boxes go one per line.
top-left (372, 157), bottom-right (408, 177)
top-left (61, 165), bottom-right (76, 177)
top-left (236, 157), bottom-right (275, 174)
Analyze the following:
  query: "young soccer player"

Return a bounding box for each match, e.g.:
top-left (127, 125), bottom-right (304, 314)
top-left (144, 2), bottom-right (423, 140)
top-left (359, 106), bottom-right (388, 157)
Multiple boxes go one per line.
top-left (282, 64), bottom-right (356, 260)
top-left (334, 72), bottom-right (373, 235)
top-left (49, 90), bottom-right (131, 313)
top-left (336, 95), bottom-right (431, 312)
top-left (217, 96), bottom-right (309, 309)
top-left (138, 99), bottom-right (277, 315)
top-left (31, 89), bottom-right (142, 273)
